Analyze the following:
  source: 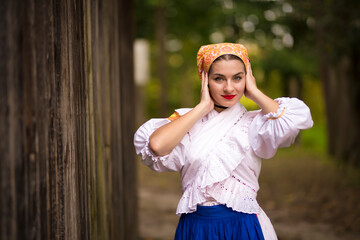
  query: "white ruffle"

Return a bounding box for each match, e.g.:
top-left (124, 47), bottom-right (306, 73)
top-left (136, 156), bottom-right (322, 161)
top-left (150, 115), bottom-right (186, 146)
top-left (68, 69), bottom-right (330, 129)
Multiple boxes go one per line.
top-left (249, 97), bottom-right (314, 159)
top-left (176, 177), bottom-right (207, 214)
top-left (134, 118), bottom-right (170, 162)
top-left (207, 177), bottom-right (261, 214)
top-left (134, 118), bottom-right (184, 172)
top-left (176, 171), bottom-right (262, 215)
top-left (139, 139), bottom-right (170, 164)
top-left (263, 99), bottom-right (286, 119)
top-left (176, 115), bottom-right (261, 215)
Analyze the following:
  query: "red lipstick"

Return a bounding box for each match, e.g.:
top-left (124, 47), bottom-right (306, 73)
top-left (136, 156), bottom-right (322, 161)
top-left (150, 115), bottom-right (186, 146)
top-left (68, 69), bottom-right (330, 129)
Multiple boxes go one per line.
top-left (222, 95), bottom-right (236, 100)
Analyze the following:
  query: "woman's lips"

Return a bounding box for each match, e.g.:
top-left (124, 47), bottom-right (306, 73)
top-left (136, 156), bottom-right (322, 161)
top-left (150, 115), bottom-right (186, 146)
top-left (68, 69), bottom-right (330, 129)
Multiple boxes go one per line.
top-left (222, 95), bottom-right (236, 100)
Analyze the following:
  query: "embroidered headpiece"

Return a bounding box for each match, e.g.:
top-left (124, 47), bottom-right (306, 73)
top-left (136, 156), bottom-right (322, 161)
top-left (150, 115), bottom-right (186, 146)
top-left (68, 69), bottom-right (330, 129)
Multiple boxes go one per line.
top-left (196, 43), bottom-right (249, 79)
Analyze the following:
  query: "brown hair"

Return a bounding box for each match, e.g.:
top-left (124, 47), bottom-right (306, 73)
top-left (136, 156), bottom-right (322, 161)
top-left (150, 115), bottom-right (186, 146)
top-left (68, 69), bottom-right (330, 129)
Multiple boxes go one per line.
top-left (208, 54), bottom-right (246, 74)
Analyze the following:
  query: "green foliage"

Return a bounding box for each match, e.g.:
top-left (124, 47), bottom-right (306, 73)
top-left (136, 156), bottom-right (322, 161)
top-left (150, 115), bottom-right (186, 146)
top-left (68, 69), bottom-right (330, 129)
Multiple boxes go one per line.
top-left (302, 75), bottom-right (326, 124)
top-left (301, 123), bottom-right (328, 152)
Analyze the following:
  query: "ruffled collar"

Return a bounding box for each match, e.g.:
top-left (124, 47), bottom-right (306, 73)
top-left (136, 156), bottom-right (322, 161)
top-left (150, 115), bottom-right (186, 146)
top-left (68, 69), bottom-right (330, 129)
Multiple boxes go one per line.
top-left (202, 102), bottom-right (246, 123)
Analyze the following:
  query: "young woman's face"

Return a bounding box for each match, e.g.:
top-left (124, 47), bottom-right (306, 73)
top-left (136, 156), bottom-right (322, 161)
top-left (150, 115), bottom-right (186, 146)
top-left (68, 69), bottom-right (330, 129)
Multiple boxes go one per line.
top-left (208, 59), bottom-right (246, 112)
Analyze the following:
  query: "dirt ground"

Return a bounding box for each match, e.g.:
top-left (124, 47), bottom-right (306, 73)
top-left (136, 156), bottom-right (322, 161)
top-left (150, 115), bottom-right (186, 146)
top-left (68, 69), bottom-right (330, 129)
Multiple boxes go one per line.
top-left (137, 147), bottom-right (360, 240)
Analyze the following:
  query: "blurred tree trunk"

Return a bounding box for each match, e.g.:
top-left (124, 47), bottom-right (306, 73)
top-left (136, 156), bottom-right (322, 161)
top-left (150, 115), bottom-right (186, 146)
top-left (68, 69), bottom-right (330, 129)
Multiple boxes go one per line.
top-left (156, 5), bottom-right (168, 116)
top-left (313, 0), bottom-right (360, 166)
top-left (282, 74), bottom-right (302, 99)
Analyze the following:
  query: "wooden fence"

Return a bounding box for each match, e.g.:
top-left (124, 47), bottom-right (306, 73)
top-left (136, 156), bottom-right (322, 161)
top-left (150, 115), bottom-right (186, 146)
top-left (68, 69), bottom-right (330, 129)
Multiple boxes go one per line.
top-left (0, 0), bottom-right (137, 239)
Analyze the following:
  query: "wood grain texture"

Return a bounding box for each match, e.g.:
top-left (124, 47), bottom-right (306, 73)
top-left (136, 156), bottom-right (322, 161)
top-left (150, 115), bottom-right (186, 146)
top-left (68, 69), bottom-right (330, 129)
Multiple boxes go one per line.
top-left (0, 0), bottom-right (137, 239)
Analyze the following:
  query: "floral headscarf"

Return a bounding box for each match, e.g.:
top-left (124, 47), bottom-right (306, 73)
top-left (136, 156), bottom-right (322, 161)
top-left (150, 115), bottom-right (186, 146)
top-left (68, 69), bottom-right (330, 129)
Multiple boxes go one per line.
top-left (196, 43), bottom-right (249, 79)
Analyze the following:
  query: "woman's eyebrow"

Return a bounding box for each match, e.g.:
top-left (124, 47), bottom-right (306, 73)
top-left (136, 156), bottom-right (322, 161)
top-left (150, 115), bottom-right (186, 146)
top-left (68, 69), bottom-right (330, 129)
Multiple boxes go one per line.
top-left (234, 72), bottom-right (245, 75)
top-left (212, 72), bottom-right (245, 76)
top-left (212, 73), bottom-right (225, 77)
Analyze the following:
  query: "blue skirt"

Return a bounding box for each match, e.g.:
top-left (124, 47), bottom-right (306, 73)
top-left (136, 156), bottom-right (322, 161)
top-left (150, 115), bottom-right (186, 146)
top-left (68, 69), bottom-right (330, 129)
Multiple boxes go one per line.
top-left (174, 205), bottom-right (265, 240)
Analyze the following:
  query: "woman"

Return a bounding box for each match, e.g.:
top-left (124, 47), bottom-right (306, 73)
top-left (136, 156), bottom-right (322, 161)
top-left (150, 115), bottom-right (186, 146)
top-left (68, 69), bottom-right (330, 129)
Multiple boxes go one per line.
top-left (134, 43), bottom-right (313, 240)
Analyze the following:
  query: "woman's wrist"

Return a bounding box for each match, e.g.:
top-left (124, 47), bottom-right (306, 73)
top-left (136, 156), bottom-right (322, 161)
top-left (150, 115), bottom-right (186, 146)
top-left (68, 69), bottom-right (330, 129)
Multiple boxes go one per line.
top-left (248, 89), bottom-right (279, 114)
top-left (195, 101), bottom-right (213, 117)
top-left (245, 88), bottom-right (261, 102)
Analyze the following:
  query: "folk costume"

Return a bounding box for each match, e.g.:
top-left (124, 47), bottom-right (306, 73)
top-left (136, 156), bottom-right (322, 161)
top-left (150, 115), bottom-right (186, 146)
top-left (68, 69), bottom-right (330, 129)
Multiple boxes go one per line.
top-left (134, 43), bottom-right (314, 240)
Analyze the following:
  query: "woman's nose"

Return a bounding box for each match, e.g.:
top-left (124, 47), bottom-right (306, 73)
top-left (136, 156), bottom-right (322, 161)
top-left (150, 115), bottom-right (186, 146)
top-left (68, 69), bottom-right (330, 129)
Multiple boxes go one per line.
top-left (224, 80), bottom-right (234, 92)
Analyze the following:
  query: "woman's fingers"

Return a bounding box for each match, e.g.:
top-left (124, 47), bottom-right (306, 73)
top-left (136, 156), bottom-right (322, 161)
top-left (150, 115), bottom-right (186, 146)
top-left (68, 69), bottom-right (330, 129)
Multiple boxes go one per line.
top-left (247, 60), bottom-right (253, 76)
top-left (201, 71), bottom-right (208, 94)
top-left (200, 71), bottom-right (214, 108)
top-left (246, 61), bottom-right (255, 82)
top-left (244, 60), bottom-right (259, 100)
top-left (202, 71), bottom-right (208, 87)
top-left (201, 71), bottom-right (206, 92)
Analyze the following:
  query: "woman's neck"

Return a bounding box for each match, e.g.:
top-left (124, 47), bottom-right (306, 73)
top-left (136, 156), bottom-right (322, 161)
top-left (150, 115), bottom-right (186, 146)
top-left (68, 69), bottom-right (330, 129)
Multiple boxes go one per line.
top-left (214, 104), bottom-right (228, 112)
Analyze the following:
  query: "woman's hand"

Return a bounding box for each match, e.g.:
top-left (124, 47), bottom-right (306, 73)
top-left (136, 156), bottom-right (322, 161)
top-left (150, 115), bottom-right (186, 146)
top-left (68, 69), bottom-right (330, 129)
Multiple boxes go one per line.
top-left (244, 60), bottom-right (260, 100)
top-left (244, 60), bottom-right (279, 114)
top-left (149, 71), bottom-right (215, 156)
top-left (198, 71), bottom-right (214, 114)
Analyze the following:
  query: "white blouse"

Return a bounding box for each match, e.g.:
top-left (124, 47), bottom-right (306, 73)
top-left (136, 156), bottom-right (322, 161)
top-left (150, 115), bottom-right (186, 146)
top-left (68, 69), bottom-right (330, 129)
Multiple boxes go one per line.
top-left (134, 97), bottom-right (313, 240)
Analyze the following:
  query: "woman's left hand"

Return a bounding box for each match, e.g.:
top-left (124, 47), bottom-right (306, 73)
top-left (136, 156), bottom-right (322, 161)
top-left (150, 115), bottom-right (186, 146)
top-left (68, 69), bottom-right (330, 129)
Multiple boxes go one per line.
top-left (244, 60), bottom-right (260, 100)
top-left (244, 59), bottom-right (279, 114)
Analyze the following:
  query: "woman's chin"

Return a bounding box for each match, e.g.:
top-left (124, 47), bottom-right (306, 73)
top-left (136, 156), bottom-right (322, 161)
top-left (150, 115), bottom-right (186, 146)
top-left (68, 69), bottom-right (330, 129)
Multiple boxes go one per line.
top-left (220, 100), bottom-right (237, 107)
top-left (215, 96), bottom-right (242, 108)
top-left (215, 101), bottom-right (236, 109)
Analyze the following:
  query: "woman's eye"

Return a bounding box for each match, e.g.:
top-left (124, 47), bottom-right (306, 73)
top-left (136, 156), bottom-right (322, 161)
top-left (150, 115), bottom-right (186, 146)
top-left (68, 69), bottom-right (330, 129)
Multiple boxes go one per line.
top-left (214, 77), bottom-right (223, 81)
top-left (234, 76), bottom-right (242, 81)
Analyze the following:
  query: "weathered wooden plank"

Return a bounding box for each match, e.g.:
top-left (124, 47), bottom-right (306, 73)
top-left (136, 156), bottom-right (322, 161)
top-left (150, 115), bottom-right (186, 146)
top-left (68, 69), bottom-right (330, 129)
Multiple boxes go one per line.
top-left (118, 0), bottom-right (137, 239)
top-left (0, 0), bottom-right (137, 239)
top-left (1, 2), bottom-right (23, 240)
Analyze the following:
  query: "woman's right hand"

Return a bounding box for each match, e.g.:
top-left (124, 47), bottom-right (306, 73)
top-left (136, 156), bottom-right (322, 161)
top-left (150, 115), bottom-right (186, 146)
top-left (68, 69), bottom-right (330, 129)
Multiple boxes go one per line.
top-left (149, 71), bottom-right (214, 156)
top-left (198, 71), bottom-right (214, 114)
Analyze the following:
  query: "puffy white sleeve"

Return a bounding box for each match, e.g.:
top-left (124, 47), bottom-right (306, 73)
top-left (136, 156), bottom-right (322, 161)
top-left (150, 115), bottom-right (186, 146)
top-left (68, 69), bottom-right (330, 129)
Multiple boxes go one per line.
top-left (134, 118), bottom-right (186, 172)
top-left (249, 97), bottom-right (313, 159)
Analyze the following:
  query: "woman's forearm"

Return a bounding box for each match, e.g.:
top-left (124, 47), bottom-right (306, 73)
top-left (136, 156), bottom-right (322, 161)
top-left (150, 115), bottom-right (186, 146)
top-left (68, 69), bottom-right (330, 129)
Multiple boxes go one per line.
top-left (250, 89), bottom-right (279, 114)
top-left (244, 61), bottom-right (279, 114)
top-left (149, 103), bottom-right (211, 156)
